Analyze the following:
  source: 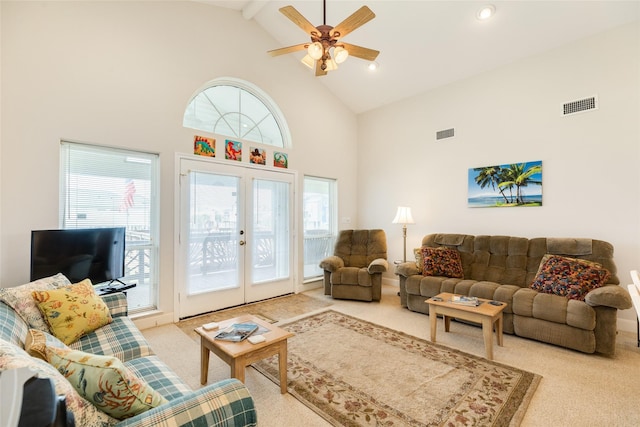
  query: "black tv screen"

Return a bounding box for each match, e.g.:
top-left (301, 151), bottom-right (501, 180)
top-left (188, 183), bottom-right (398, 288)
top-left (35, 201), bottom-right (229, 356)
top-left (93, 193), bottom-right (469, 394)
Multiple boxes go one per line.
top-left (30, 227), bottom-right (126, 285)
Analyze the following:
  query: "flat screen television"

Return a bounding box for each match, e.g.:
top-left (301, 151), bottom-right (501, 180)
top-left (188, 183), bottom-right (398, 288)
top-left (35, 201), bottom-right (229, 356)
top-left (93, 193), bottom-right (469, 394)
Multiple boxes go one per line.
top-left (30, 227), bottom-right (126, 285)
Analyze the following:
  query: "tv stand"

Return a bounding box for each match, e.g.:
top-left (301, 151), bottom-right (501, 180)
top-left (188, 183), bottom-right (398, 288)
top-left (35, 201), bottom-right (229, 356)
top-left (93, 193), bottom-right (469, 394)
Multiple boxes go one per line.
top-left (96, 279), bottom-right (136, 296)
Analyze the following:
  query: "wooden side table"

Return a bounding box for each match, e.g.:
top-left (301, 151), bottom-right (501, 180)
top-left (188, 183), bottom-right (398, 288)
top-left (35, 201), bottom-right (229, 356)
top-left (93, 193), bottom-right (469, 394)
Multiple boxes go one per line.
top-left (195, 314), bottom-right (294, 394)
top-left (426, 292), bottom-right (506, 360)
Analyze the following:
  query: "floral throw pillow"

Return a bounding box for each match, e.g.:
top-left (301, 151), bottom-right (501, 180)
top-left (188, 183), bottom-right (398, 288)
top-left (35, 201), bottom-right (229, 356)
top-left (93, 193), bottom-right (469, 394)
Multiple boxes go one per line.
top-left (45, 346), bottom-right (168, 420)
top-left (32, 279), bottom-right (112, 345)
top-left (0, 339), bottom-right (117, 427)
top-left (0, 273), bottom-right (71, 332)
top-left (530, 254), bottom-right (610, 301)
top-left (421, 247), bottom-right (464, 278)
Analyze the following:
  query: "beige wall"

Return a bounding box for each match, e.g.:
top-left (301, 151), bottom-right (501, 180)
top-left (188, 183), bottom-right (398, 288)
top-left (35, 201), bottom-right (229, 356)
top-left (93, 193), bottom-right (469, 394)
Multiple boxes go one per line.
top-left (3, 2), bottom-right (638, 331)
top-left (0, 1), bottom-right (358, 321)
top-left (358, 22), bottom-right (640, 330)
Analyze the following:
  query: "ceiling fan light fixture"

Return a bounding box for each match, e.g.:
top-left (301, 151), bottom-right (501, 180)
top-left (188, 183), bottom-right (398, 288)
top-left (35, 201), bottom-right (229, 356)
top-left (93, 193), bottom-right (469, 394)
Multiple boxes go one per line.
top-left (308, 42), bottom-right (324, 60)
top-left (368, 61), bottom-right (379, 71)
top-left (301, 54), bottom-right (315, 69)
top-left (334, 46), bottom-right (349, 64)
top-left (323, 52), bottom-right (338, 71)
top-left (268, 3), bottom-right (378, 77)
top-left (476, 4), bottom-right (496, 20)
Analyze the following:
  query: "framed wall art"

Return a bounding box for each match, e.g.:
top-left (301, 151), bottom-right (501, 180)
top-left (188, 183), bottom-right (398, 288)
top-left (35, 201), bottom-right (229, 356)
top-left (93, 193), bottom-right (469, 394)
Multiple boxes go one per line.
top-left (274, 151), bottom-right (288, 169)
top-left (225, 139), bottom-right (242, 161)
top-left (193, 135), bottom-right (215, 157)
top-left (468, 161), bottom-right (542, 208)
top-left (249, 147), bottom-right (266, 165)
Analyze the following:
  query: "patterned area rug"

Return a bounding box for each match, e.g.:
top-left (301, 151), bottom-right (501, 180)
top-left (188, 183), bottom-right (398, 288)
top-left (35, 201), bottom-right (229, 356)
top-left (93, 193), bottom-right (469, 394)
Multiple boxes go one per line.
top-left (253, 310), bottom-right (541, 427)
top-left (177, 293), bottom-right (332, 342)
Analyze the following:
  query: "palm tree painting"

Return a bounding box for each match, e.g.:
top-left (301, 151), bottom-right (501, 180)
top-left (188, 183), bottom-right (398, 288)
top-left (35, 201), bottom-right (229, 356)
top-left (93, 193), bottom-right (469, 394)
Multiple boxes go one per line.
top-left (468, 161), bottom-right (542, 207)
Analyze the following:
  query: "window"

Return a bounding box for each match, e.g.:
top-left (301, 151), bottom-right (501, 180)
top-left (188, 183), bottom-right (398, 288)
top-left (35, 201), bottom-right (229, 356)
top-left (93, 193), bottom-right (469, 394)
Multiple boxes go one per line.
top-left (303, 176), bottom-right (337, 280)
top-left (183, 78), bottom-right (290, 148)
top-left (60, 142), bottom-right (159, 313)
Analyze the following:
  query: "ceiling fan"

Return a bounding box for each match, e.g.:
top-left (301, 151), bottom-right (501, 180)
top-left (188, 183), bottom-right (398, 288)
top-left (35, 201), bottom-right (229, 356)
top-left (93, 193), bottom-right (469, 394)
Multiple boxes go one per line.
top-left (268, 0), bottom-right (380, 76)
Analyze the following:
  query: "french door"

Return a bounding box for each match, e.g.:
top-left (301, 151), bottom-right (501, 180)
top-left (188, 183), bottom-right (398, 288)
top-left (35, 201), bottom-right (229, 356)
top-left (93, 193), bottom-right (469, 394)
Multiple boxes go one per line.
top-left (177, 156), bottom-right (295, 319)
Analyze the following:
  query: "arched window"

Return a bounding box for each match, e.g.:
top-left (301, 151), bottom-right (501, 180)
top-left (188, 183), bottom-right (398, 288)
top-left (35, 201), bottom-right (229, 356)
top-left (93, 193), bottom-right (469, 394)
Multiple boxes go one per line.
top-left (183, 78), bottom-right (290, 148)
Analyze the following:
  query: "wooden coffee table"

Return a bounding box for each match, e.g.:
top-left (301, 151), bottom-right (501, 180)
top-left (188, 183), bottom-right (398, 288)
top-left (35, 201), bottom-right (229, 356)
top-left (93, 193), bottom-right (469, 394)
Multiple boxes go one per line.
top-left (426, 292), bottom-right (506, 360)
top-left (195, 314), bottom-right (294, 394)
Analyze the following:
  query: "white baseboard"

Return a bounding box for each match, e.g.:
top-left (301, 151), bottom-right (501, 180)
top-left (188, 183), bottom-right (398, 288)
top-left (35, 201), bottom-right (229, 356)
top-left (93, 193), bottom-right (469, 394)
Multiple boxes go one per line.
top-left (132, 311), bottom-right (174, 330)
top-left (618, 317), bottom-right (637, 334)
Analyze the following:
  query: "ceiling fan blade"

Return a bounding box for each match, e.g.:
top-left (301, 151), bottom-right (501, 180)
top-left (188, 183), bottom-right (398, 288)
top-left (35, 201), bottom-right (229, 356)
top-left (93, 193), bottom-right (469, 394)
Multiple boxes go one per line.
top-left (340, 42), bottom-right (380, 61)
top-left (268, 43), bottom-right (308, 57)
top-left (279, 6), bottom-right (317, 36)
top-left (315, 60), bottom-right (327, 77)
top-left (330, 6), bottom-right (375, 39)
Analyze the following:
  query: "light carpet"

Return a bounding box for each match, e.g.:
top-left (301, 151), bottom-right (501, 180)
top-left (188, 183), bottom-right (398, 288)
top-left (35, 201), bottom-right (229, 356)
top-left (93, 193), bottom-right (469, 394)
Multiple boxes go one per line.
top-left (253, 310), bottom-right (541, 427)
top-left (177, 293), bottom-right (333, 342)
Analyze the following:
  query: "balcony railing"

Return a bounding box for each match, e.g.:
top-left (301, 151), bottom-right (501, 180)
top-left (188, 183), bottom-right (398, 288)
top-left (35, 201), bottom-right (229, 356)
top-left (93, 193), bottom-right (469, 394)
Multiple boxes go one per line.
top-left (303, 232), bottom-right (335, 279)
top-left (122, 231), bottom-right (336, 310)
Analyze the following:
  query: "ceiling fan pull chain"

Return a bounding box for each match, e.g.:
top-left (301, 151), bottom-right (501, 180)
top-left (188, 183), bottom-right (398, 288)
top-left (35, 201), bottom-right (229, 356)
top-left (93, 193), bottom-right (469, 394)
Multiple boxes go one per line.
top-left (323, 0), bottom-right (326, 25)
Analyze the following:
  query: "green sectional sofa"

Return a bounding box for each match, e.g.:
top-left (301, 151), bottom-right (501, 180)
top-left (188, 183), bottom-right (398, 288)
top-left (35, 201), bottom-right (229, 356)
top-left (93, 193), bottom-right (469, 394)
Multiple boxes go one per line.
top-left (396, 233), bottom-right (632, 355)
top-left (0, 285), bottom-right (257, 426)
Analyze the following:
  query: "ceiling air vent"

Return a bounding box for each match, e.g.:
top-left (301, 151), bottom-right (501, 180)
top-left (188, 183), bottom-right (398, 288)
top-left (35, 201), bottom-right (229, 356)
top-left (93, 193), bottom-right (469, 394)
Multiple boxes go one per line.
top-left (436, 128), bottom-right (455, 141)
top-left (562, 96), bottom-right (598, 116)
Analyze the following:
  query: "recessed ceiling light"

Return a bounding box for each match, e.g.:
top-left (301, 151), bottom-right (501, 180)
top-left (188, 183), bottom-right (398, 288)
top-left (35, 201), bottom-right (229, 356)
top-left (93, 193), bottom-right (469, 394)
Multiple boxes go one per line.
top-left (368, 61), bottom-right (379, 71)
top-left (476, 4), bottom-right (496, 20)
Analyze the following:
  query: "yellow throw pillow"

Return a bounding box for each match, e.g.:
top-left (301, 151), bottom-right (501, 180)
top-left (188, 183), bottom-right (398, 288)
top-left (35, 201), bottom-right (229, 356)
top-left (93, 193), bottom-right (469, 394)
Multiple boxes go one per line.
top-left (45, 346), bottom-right (167, 420)
top-left (32, 279), bottom-right (112, 345)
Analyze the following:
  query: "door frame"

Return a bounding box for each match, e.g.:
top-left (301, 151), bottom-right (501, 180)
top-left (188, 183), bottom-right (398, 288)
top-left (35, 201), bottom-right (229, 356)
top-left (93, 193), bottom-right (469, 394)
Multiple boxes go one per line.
top-left (173, 153), bottom-right (298, 322)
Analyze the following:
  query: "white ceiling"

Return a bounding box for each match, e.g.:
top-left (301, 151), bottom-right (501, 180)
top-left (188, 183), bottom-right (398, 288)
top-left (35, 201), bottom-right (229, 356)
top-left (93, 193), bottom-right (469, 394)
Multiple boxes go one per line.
top-left (202, 1), bottom-right (639, 114)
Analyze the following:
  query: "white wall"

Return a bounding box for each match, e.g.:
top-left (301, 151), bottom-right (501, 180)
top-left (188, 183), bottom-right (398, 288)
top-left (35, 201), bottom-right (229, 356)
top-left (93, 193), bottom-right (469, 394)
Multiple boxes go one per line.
top-left (358, 22), bottom-right (640, 330)
top-left (0, 2), bottom-right (358, 321)
top-left (3, 2), bottom-right (638, 331)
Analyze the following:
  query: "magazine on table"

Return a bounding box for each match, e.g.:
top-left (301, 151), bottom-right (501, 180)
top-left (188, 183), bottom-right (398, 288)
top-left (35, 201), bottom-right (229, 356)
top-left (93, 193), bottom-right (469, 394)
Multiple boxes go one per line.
top-left (214, 322), bottom-right (259, 342)
top-left (451, 295), bottom-right (481, 307)
top-left (253, 325), bottom-right (270, 336)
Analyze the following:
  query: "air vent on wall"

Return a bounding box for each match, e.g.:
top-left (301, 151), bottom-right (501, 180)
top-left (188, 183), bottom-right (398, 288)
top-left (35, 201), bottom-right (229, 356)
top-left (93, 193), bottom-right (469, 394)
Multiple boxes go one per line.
top-left (562, 95), bottom-right (598, 116)
top-left (436, 128), bottom-right (455, 140)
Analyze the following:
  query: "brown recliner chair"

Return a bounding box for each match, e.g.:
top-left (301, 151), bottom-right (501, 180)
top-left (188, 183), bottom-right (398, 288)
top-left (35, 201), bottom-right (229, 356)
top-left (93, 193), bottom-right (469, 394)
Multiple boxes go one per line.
top-left (319, 229), bottom-right (388, 301)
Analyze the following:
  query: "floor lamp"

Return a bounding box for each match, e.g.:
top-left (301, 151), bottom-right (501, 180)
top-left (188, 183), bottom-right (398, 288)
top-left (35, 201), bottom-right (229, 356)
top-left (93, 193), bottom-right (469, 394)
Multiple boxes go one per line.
top-left (392, 207), bottom-right (415, 262)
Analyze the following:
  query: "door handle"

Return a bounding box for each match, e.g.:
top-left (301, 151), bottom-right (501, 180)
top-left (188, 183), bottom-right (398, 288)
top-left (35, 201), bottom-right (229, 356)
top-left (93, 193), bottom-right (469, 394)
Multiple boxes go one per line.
top-left (239, 240), bottom-right (246, 246)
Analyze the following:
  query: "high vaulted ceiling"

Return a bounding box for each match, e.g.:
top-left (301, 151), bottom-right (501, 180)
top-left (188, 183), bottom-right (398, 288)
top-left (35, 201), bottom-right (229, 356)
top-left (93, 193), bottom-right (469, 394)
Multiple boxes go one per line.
top-left (202, 1), bottom-right (639, 114)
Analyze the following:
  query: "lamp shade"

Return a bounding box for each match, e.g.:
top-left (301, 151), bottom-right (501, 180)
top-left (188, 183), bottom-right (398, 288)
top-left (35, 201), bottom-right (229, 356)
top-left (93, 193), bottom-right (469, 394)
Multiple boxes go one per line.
top-left (392, 207), bottom-right (415, 225)
top-left (307, 42), bottom-right (323, 60)
top-left (334, 46), bottom-right (349, 64)
top-left (325, 57), bottom-right (338, 71)
top-left (301, 54), bottom-right (314, 69)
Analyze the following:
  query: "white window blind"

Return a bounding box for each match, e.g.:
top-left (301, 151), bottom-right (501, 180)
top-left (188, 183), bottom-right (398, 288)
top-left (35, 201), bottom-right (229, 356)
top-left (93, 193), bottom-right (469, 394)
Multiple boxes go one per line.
top-left (60, 141), bottom-right (159, 312)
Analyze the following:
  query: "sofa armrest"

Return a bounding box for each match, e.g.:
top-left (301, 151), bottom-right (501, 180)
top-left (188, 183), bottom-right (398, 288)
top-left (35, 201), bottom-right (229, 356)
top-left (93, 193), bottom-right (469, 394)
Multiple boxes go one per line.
top-left (319, 256), bottom-right (344, 273)
top-left (116, 379), bottom-right (257, 427)
top-left (395, 262), bottom-right (419, 277)
top-left (585, 285), bottom-right (632, 310)
top-left (368, 258), bottom-right (388, 274)
top-left (101, 292), bottom-right (128, 318)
